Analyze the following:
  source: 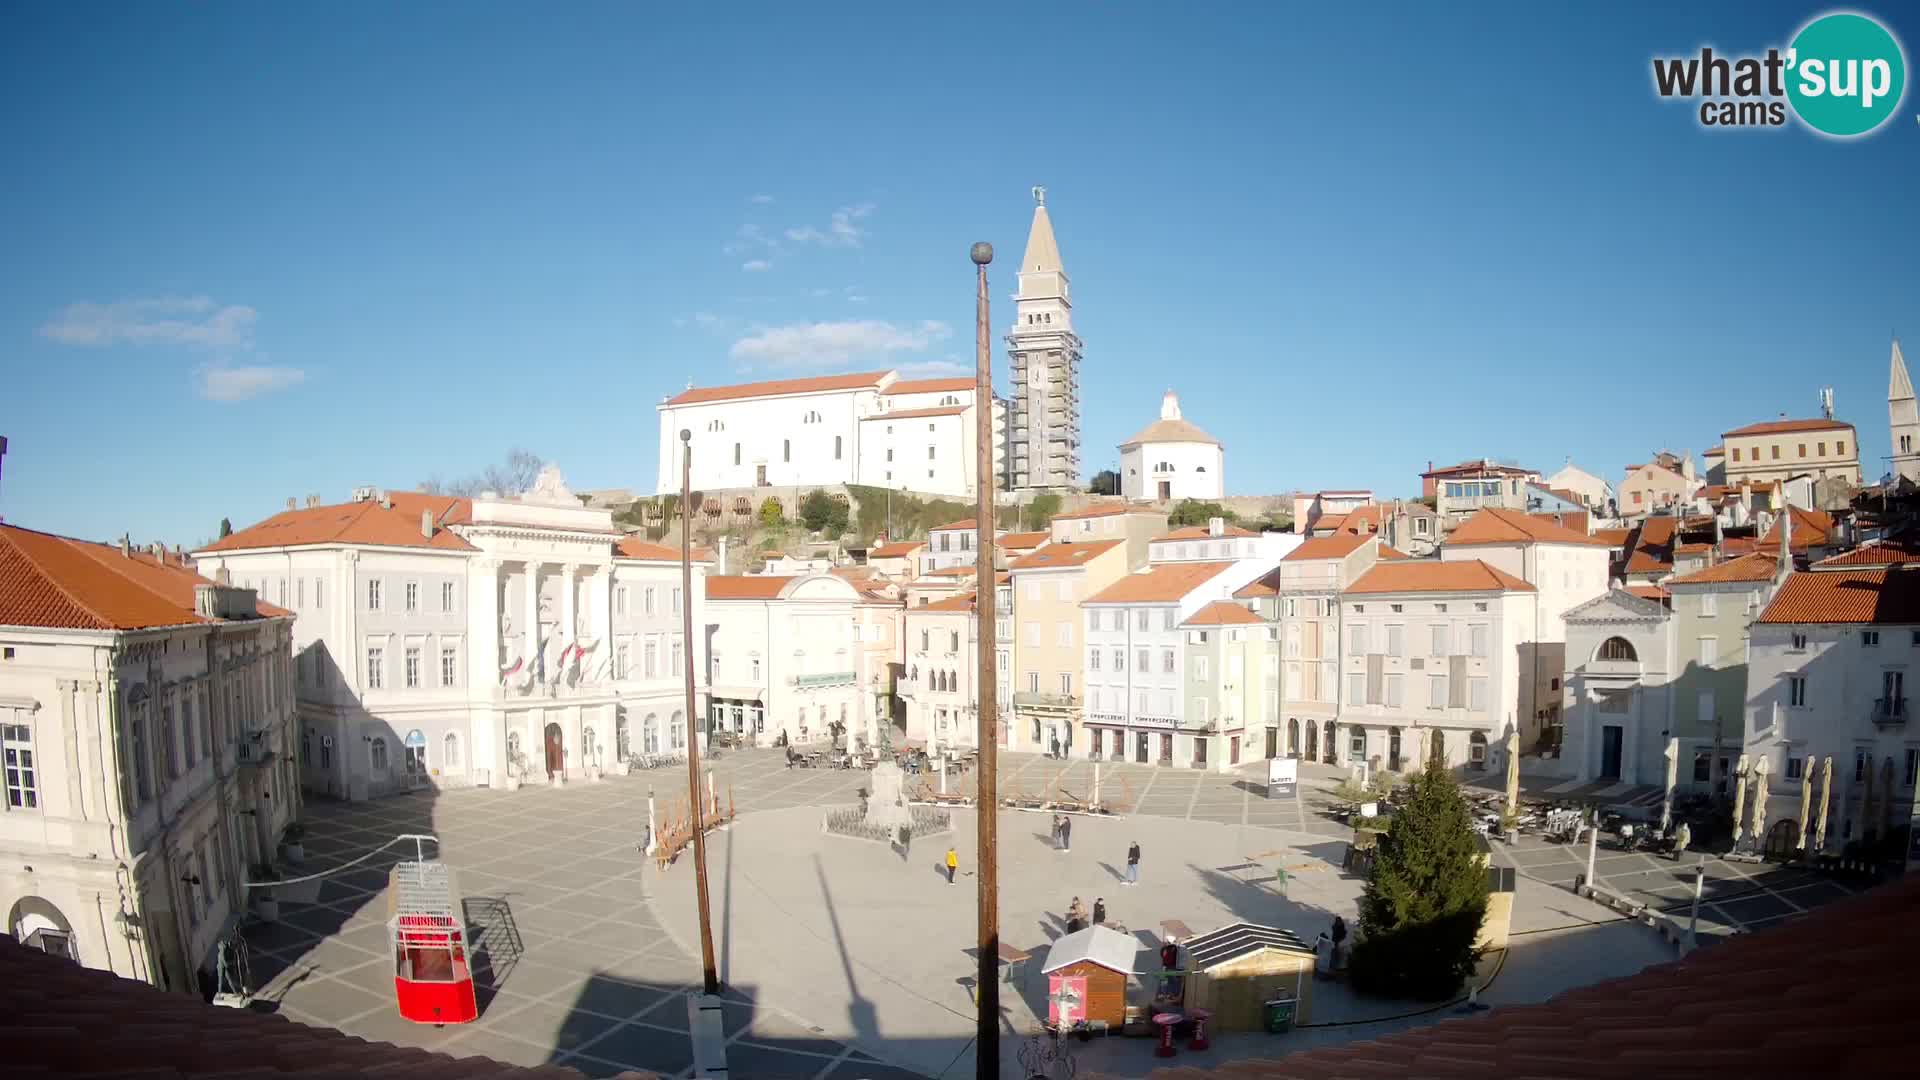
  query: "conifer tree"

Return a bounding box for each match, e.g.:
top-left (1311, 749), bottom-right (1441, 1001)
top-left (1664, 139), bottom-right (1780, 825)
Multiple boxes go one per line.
top-left (1348, 757), bottom-right (1490, 1000)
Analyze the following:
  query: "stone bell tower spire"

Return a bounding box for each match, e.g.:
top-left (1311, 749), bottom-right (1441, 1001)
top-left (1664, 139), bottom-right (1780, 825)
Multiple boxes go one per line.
top-left (1006, 187), bottom-right (1082, 491)
top-left (1890, 338), bottom-right (1920, 484)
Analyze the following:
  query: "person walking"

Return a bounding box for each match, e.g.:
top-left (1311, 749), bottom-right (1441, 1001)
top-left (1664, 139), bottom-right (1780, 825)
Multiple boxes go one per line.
top-left (1125, 840), bottom-right (1141, 885)
top-left (944, 846), bottom-right (958, 884)
top-left (1051, 813), bottom-right (1064, 851)
top-left (1061, 815), bottom-right (1073, 852)
top-left (1092, 897), bottom-right (1106, 926)
top-left (1066, 897), bottom-right (1087, 933)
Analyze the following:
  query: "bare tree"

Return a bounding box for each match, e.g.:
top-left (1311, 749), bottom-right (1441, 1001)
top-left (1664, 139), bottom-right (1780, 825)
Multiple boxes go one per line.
top-left (421, 449), bottom-right (545, 498)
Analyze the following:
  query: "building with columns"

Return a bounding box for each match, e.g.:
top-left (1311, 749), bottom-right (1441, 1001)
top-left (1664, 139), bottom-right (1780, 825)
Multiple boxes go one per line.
top-left (194, 469), bottom-right (708, 800)
top-left (1007, 187), bottom-right (1083, 491)
top-left (2, 522), bottom-right (296, 994)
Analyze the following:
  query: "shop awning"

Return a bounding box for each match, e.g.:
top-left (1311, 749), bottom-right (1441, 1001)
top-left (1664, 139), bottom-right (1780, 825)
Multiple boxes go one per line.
top-left (709, 687), bottom-right (765, 703)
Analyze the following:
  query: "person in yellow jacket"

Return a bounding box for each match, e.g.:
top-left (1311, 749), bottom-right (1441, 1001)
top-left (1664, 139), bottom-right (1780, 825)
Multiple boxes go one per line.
top-left (945, 846), bottom-right (959, 884)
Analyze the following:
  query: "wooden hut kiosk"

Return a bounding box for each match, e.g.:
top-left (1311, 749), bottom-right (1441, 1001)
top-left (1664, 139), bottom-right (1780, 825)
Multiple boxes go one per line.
top-left (1041, 925), bottom-right (1137, 1030)
top-left (1180, 922), bottom-right (1317, 1031)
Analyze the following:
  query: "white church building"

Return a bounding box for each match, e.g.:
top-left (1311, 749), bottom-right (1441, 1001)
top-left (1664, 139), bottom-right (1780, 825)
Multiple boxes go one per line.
top-left (654, 371), bottom-right (1007, 500)
top-left (1120, 390), bottom-right (1224, 502)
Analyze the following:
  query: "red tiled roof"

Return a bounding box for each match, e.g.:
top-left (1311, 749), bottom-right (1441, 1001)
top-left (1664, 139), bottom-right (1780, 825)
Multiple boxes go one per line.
top-left (1703, 444), bottom-right (1725, 456)
top-left (1421, 459), bottom-right (1535, 479)
top-left (201, 492), bottom-right (479, 553)
top-left (883, 376), bottom-right (973, 395)
top-left (1448, 508), bottom-right (1609, 547)
top-left (929, 518), bottom-right (977, 531)
top-left (705, 575), bottom-right (797, 600)
top-left (1347, 559), bottom-right (1534, 595)
top-left (1594, 527), bottom-right (1633, 548)
top-left (0, 936), bottom-right (651, 1079)
top-left (1623, 516), bottom-right (1678, 575)
top-left (925, 564), bottom-right (977, 578)
top-left (1666, 551), bottom-right (1781, 586)
top-left (1010, 539), bottom-right (1123, 570)
top-left (1182, 600), bottom-right (1264, 626)
top-left (867, 540), bottom-right (925, 559)
top-left (860, 405), bottom-right (968, 421)
top-left (662, 369), bottom-right (891, 406)
top-left (997, 530), bottom-right (1050, 550)
top-left (1758, 566), bottom-right (1920, 624)
top-left (1282, 533), bottom-right (1371, 561)
top-left (1332, 505), bottom-right (1383, 534)
top-left (923, 591), bottom-right (977, 612)
top-left (1376, 545), bottom-right (1412, 560)
top-left (1530, 509), bottom-right (1590, 534)
top-left (612, 536), bottom-right (711, 562)
top-left (1087, 561), bottom-right (1236, 603)
top-left (1760, 505), bottom-right (1835, 553)
top-left (1675, 542), bottom-right (1712, 555)
top-left (1155, 524), bottom-right (1257, 541)
top-left (1626, 584), bottom-right (1671, 602)
top-left (1234, 569), bottom-right (1281, 598)
top-left (2, 523), bottom-right (286, 631)
top-left (1723, 416), bottom-right (1855, 437)
top-left (1814, 539), bottom-right (1920, 568)
top-left (1108, 872), bottom-right (1920, 1079)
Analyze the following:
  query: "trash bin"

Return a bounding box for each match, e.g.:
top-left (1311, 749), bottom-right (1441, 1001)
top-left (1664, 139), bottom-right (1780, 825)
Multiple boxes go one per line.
top-left (1264, 996), bottom-right (1295, 1034)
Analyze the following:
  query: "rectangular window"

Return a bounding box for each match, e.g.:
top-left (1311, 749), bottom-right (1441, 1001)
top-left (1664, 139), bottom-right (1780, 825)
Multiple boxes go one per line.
top-left (644, 640), bottom-right (658, 678)
top-left (928, 445), bottom-right (936, 460)
top-left (296, 577), bottom-right (305, 608)
top-left (1162, 609), bottom-right (1175, 631)
top-left (1349, 624), bottom-right (1367, 654)
top-left (670, 637), bottom-right (682, 674)
top-left (672, 587), bottom-right (683, 615)
top-left (405, 582), bottom-right (418, 613)
top-left (1791, 630), bottom-right (1807, 650)
top-left (404, 646), bottom-right (421, 688)
top-left (1027, 671), bottom-right (1040, 693)
top-left (1161, 648), bottom-right (1175, 673)
top-left (1698, 636), bottom-right (1716, 666)
top-left (1386, 624), bottom-right (1404, 658)
top-left (1112, 648), bottom-right (1124, 671)
top-left (1863, 630), bottom-right (1880, 646)
top-left (645, 587), bottom-right (657, 616)
top-left (1797, 443), bottom-right (1806, 458)
top-left (1785, 756), bottom-right (1804, 780)
top-left (1770, 444), bottom-right (1779, 459)
top-left (1137, 648), bottom-right (1150, 673)
top-left (1905, 747), bottom-right (1919, 788)
top-left (1056, 623), bottom-right (1072, 646)
top-left (1429, 675), bottom-right (1445, 708)
top-left (1731, 447), bottom-right (1741, 461)
top-left (1024, 622), bottom-right (1040, 648)
top-left (1470, 624), bottom-right (1489, 658)
top-left (366, 647), bottom-right (384, 690)
top-left (1469, 677), bottom-right (1488, 711)
top-left (2, 722), bottom-right (38, 809)
top-left (441, 647), bottom-right (458, 686)
top-left (442, 582), bottom-right (455, 612)
top-left (367, 578), bottom-right (382, 611)
top-left (1693, 752), bottom-right (1712, 783)
top-left (1136, 609), bottom-right (1151, 632)
top-left (1431, 625), bottom-right (1448, 656)
top-left (1196, 656), bottom-right (1209, 680)
top-left (1385, 673), bottom-right (1403, 707)
top-left (1788, 675), bottom-right (1806, 707)
top-left (1059, 673), bottom-right (1072, 695)
top-left (615, 643), bottom-right (630, 680)
top-left (1056, 579), bottom-right (1071, 602)
top-left (1088, 648), bottom-right (1101, 672)
top-left (1838, 440), bottom-right (1847, 455)
top-left (783, 439), bottom-right (791, 462)
top-left (1347, 673), bottom-right (1364, 706)
top-left (1701, 593), bottom-right (1717, 617)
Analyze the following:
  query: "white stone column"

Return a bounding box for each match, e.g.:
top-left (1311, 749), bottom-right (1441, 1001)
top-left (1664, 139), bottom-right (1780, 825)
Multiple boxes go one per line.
top-left (593, 566), bottom-right (614, 681)
top-left (560, 563), bottom-right (579, 661)
top-left (471, 559), bottom-right (501, 684)
top-left (524, 561), bottom-right (541, 675)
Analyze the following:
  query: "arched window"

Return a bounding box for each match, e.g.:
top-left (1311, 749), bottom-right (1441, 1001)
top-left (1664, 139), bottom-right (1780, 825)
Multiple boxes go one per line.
top-left (834, 435), bottom-right (843, 460)
top-left (403, 730), bottom-right (426, 775)
top-left (370, 737), bottom-right (389, 772)
top-left (443, 732), bottom-right (461, 769)
top-left (616, 714), bottom-right (631, 762)
top-left (643, 713), bottom-right (660, 754)
top-left (1597, 637), bottom-right (1638, 662)
top-left (948, 670), bottom-right (958, 692)
top-left (582, 726), bottom-right (597, 766)
top-left (670, 711), bottom-right (686, 750)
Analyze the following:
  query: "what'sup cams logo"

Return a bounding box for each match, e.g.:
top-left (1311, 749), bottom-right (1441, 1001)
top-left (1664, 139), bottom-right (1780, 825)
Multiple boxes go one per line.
top-left (1653, 10), bottom-right (1907, 136)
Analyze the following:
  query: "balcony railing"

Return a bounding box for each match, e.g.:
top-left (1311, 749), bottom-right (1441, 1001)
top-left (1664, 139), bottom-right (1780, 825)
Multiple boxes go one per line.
top-left (1013, 690), bottom-right (1081, 710)
top-left (791, 671), bottom-right (857, 689)
top-left (1873, 696), bottom-right (1907, 727)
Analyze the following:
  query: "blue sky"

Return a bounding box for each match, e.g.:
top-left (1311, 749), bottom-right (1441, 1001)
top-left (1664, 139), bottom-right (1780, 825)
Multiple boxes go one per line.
top-left (2, 1), bottom-right (1916, 547)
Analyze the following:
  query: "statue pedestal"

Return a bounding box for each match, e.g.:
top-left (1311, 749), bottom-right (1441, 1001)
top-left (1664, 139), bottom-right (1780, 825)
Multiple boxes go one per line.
top-left (864, 762), bottom-right (913, 833)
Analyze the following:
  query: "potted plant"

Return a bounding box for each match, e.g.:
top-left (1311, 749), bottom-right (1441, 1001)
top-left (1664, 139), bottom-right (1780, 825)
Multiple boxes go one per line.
top-left (282, 822), bottom-right (307, 864)
top-left (249, 862), bottom-right (282, 922)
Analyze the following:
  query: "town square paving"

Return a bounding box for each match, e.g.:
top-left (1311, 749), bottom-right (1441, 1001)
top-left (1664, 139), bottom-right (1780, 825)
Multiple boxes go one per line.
top-left (248, 748), bottom-right (1846, 1077)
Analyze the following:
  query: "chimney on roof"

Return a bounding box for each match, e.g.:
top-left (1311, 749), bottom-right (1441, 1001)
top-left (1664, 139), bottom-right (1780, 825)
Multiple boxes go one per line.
top-left (421, 510), bottom-right (434, 539)
top-left (1208, 517), bottom-right (1225, 538)
top-left (1777, 507), bottom-right (1792, 583)
top-left (306, 494), bottom-right (319, 508)
top-left (381, 494), bottom-right (393, 510)
top-left (118, 534), bottom-right (130, 558)
top-left (719, 536), bottom-right (729, 575)
top-left (286, 497), bottom-right (296, 511)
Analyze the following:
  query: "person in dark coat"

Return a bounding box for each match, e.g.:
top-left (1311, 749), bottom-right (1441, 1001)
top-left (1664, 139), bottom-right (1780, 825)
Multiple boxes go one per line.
top-left (1125, 840), bottom-right (1141, 884)
top-left (1061, 815), bottom-right (1073, 851)
top-left (1092, 898), bottom-right (1106, 926)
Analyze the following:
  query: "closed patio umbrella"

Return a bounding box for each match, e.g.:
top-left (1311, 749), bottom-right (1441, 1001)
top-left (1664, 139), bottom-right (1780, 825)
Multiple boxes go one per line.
top-left (1661, 737), bottom-right (1679, 833)
top-left (1730, 754), bottom-right (1750, 845)
top-left (1796, 763), bottom-right (1813, 851)
top-left (1812, 756), bottom-right (1832, 852)
top-left (1748, 757), bottom-right (1770, 846)
top-left (1861, 757), bottom-right (1876, 841)
top-left (1505, 728), bottom-right (1521, 815)
top-left (1880, 757), bottom-right (1897, 840)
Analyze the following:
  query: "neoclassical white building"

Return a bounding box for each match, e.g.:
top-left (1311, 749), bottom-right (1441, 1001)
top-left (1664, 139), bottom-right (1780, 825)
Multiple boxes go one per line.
top-left (654, 371), bottom-right (1007, 499)
top-left (1120, 391), bottom-right (1224, 502)
top-left (2, 523), bottom-right (296, 994)
top-left (194, 469), bottom-right (708, 800)
top-left (704, 573), bottom-right (880, 748)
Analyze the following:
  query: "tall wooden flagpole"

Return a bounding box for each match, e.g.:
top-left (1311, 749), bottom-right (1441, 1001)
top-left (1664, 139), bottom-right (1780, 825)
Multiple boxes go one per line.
top-left (968, 240), bottom-right (1000, 1076)
top-left (680, 429), bottom-right (720, 996)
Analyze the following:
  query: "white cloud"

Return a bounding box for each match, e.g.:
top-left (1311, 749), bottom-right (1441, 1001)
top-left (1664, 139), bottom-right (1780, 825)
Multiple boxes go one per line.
top-left (750, 194), bottom-right (775, 204)
top-left (196, 364), bottom-right (306, 402)
top-left (41, 296), bottom-right (257, 349)
top-left (741, 259), bottom-right (773, 273)
top-left (729, 319), bottom-right (951, 368)
top-left (723, 223), bottom-right (779, 257)
top-left (785, 203), bottom-right (875, 248)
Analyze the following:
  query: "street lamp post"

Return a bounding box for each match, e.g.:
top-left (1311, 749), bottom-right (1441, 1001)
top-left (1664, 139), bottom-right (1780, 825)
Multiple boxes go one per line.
top-left (969, 240), bottom-right (1000, 1078)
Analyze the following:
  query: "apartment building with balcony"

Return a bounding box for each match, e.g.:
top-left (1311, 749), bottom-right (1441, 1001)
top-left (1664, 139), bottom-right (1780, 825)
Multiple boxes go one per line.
top-left (1181, 601), bottom-right (1277, 770)
top-left (1745, 558), bottom-right (1920, 851)
top-left (1081, 559), bottom-right (1271, 765)
top-left (1009, 540), bottom-right (1129, 755)
top-left (902, 591), bottom-right (982, 751)
top-left (705, 573), bottom-right (866, 749)
top-left (2, 523), bottom-right (295, 995)
top-left (1338, 560), bottom-right (1538, 774)
top-left (1659, 550), bottom-right (1786, 795)
top-left (1147, 519), bottom-right (1303, 565)
top-left (195, 471), bottom-right (707, 797)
